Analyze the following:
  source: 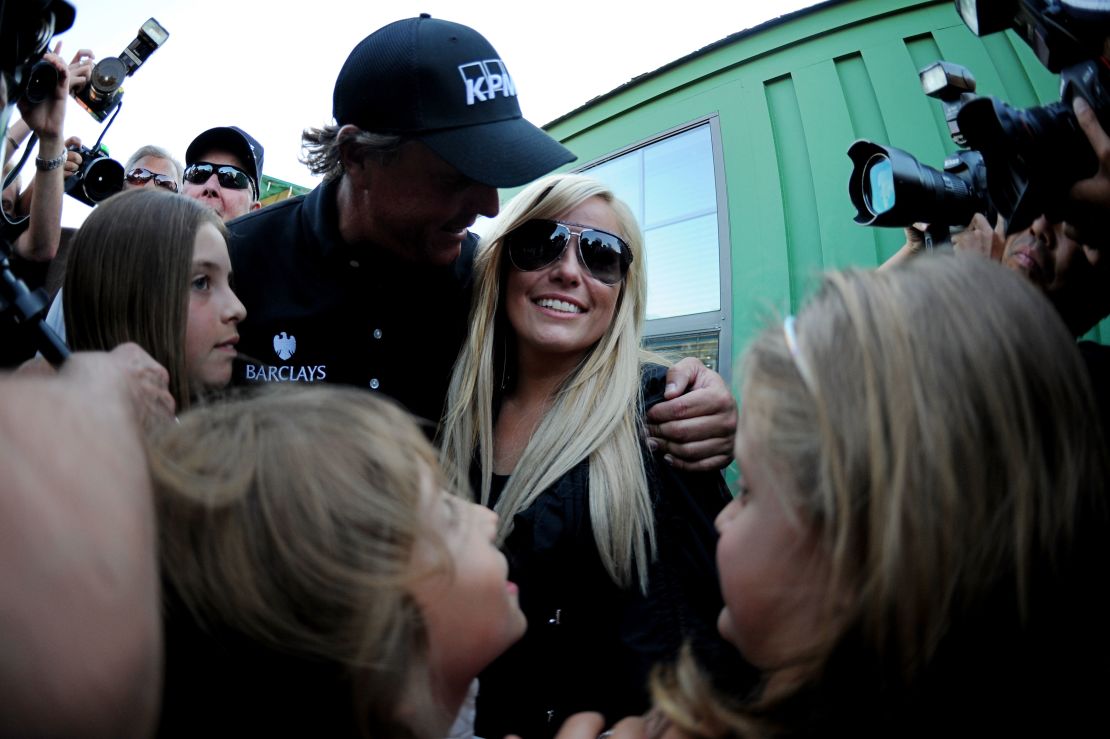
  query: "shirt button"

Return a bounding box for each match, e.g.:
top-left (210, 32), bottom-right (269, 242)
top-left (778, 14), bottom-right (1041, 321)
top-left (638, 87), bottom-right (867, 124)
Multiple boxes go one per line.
top-left (372, 328), bottom-right (382, 340)
top-left (349, 259), bottom-right (360, 268)
top-left (369, 378), bottom-right (380, 390)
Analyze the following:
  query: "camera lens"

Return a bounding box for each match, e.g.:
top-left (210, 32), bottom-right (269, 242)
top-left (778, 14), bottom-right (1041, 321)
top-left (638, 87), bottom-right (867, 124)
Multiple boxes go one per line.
top-left (88, 57), bottom-right (127, 100)
top-left (81, 157), bottom-right (125, 203)
top-left (863, 155), bottom-right (896, 216)
top-left (23, 59), bottom-right (58, 105)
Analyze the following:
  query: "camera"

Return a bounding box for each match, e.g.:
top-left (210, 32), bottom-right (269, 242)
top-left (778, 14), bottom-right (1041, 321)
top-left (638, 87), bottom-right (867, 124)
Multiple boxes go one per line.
top-left (847, 1), bottom-right (1110, 235)
top-left (63, 144), bottom-right (124, 206)
top-left (73, 17), bottom-right (169, 122)
top-left (0, 0), bottom-right (75, 109)
top-left (848, 61), bottom-right (992, 231)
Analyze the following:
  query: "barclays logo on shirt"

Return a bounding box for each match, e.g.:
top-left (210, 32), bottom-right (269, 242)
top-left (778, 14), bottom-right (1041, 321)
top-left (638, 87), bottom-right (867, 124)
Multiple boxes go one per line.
top-left (242, 331), bottom-right (327, 383)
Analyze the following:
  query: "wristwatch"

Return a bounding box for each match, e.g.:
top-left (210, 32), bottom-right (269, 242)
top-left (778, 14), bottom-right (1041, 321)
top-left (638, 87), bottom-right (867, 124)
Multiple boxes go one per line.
top-left (35, 149), bottom-right (67, 172)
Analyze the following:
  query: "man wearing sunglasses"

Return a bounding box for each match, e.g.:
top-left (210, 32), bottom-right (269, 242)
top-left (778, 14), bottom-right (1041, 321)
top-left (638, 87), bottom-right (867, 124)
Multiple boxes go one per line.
top-left (122, 144), bottom-right (182, 193)
top-left (226, 16), bottom-right (738, 472)
top-left (183, 125), bottom-right (263, 222)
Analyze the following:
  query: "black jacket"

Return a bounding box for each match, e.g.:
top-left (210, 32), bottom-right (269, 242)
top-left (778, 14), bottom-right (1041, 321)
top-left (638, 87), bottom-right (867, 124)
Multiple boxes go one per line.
top-left (475, 364), bottom-right (755, 738)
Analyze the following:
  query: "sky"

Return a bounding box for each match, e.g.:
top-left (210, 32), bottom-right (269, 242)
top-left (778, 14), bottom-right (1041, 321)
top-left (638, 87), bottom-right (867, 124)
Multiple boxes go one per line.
top-left (16, 0), bottom-right (819, 227)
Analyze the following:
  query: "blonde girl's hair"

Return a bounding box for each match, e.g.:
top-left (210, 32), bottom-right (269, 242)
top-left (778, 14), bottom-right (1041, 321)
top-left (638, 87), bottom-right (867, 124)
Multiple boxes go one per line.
top-left (438, 173), bottom-right (660, 591)
top-left (654, 255), bottom-right (1107, 737)
top-left (149, 385), bottom-right (452, 738)
top-left (63, 188), bottom-right (225, 410)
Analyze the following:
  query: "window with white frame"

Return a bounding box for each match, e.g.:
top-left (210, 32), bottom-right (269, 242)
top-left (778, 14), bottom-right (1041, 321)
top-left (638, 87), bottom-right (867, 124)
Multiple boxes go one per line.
top-left (582, 119), bottom-right (731, 375)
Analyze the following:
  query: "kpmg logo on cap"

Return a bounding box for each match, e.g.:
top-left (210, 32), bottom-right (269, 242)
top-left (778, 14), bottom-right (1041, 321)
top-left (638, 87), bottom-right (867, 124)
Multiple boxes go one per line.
top-left (458, 59), bottom-right (516, 106)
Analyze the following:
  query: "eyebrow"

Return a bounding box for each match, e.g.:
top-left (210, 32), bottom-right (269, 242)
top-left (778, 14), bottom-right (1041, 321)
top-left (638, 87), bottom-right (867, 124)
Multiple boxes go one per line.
top-left (191, 260), bottom-right (224, 271)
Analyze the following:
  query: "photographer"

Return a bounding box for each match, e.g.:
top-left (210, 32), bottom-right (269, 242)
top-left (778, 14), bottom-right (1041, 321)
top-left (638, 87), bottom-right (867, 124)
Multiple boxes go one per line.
top-left (4, 45), bottom-right (81, 263)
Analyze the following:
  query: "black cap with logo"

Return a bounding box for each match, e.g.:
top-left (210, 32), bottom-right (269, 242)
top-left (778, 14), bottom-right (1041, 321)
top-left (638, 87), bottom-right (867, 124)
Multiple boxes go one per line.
top-left (332, 14), bottom-right (575, 188)
top-left (186, 126), bottom-right (265, 197)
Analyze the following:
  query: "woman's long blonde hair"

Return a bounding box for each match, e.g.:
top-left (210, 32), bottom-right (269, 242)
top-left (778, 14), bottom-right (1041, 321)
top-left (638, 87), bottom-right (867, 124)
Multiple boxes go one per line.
top-left (149, 386), bottom-right (453, 738)
top-left (654, 255), bottom-right (1107, 736)
top-left (439, 173), bottom-right (659, 591)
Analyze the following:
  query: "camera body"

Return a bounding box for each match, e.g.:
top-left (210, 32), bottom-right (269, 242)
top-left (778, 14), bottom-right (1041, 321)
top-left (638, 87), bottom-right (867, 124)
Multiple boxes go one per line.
top-left (73, 18), bottom-right (168, 122)
top-left (63, 144), bottom-right (124, 206)
top-left (847, 1), bottom-right (1110, 234)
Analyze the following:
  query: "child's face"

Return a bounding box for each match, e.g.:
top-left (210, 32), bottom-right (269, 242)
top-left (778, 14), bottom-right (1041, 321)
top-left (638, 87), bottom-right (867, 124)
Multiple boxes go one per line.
top-left (410, 486), bottom-right (526, 696)
top-left (715, 415), bottom-right (831, 671)
top-left (185, 223), bottom-right (246, 392)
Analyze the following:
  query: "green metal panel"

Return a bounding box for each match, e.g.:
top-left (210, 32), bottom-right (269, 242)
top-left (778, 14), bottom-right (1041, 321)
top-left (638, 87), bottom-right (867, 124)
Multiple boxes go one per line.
top-left (540, 0), bottom-right (1108, 359)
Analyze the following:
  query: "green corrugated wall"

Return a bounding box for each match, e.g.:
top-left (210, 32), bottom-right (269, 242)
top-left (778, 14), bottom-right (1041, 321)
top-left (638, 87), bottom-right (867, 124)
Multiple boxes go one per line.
top-left (541, 0), bottom-right (1108, 362)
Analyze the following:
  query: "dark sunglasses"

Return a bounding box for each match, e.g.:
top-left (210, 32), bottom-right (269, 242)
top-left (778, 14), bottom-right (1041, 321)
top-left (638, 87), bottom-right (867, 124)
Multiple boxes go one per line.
top-left (125, 167), bottom-right (179, 193)
top-left (505, 219), bottom-right (633, 285)
top-left (183, 162), bottom-right (253, 192)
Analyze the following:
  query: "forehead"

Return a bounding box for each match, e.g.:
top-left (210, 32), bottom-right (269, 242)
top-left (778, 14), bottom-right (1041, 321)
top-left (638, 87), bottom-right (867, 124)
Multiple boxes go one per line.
top-left (555, 196), bottom-right (622, 238)
top-left (132, 155), bottom-right (175, 176)
top-left (191, 222), bottom-right (231, 266)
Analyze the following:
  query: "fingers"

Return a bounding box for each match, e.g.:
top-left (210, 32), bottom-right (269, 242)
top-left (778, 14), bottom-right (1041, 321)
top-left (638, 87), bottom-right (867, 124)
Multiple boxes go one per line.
top-left (606, 715), bottom-right (651, 738)
top-left (1070, 97), bottom-right (1110, 206)
top-left (646, 380), bottom-right (736, 426)
top-left (1074, 97), bottom-right (1110, 163)
top-left (63, 136), bottom-right (83, 175)
top-left (546, 712), bottom-right (606, 739)
top-left (69, 48), bottom-right (95, 65)
top-left (648, 431), bottom-right (734, 471)
top-left (661, 356), bottom-right (704, 400)
top-left (67, 48), bottom-right (95, 92)
top-left (108, 343), bottom-right (176, 426)
top-left (63, 149), bottom-right (81, 177)
top-left (952, 213), bottom-right (1000, 260)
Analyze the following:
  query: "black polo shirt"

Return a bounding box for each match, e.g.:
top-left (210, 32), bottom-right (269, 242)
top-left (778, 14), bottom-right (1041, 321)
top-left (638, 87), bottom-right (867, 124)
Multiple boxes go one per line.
top-left (227, 176), bottom-right (475, 425)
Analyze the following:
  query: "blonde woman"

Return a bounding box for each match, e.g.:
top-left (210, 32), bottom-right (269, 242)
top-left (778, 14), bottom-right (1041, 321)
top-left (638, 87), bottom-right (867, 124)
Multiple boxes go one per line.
top-left (439, 174), bottom-right (747, 738)
top-left (590, 255), bottom-right (1107, 738)
top-left (150, 386), bottom-right (526, 738)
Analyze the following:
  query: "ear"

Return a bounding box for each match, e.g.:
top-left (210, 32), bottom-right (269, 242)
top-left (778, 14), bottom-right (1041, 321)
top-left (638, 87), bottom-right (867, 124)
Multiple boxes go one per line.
top-left (337, 124), bottom-right (374, 190)
top-left (249, 201), bottom-right (262, 212)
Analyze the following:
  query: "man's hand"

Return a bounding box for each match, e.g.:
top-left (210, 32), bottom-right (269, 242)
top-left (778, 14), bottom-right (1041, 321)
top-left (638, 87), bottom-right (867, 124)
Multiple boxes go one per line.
top-left (1067, 96), bottom-right (1110, 252)
top-left (646, 357), bottom-right (737, 471)
top-left (952, 212), bottom-right (1004, 261)
top-left (506, 712), bottom-right (649, 739)
top-left (67, 48), bottom-right (95, 94)
top-left (15, 46), bottom-right (69, 140)
top-left (61, 343), bottom-right (176, 430)
top-left (62, 135), bottom-right (83, 178)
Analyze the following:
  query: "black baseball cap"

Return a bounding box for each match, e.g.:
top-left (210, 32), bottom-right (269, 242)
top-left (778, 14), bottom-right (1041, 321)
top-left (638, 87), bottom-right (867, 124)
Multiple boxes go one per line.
top-left (186, 126), bottom-right (264, 196)
top-left (333, 15), bottom-right (575, 188)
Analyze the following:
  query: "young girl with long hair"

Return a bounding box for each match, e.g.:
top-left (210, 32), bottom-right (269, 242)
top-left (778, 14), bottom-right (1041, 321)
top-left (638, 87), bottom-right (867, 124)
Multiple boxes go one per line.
top-left (439, 174), bottom-right (746, 738)
top-left (149, 385), bottom-right (527, 738)
top-left (632, 255), bottom-right (1109, 738)
top-left (63, 187), bottom-right (245, 410)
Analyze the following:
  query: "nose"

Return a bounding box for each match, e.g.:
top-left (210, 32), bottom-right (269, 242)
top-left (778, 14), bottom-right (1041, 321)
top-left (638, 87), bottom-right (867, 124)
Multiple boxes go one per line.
top-left (222, 287), bottom-right (247, 324)
top-left (715, 497), bottom-right (739, 533)
top-left (468, 183), bottom-right (500, 219)
top-left (548, 234), bottom-right (587, 284)
top-left (1031, 215), bottom-right (1055, 249)
top-left (470, 501), bottom-right (499, 535)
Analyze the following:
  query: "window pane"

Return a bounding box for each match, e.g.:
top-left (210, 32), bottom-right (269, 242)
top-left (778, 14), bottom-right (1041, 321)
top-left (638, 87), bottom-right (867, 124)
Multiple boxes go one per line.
top-left (643, 126), bottom-right (716, 226)
top-left (644, 331), bottom-right (719, 372)
top-left (644, 214), bottom-right (720, 319)
top-left (588, 151), bottom-right (644, 223)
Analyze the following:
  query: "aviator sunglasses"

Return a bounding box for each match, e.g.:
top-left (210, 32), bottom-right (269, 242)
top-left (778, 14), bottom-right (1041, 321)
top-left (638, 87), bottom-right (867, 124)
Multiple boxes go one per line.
top-left (125, 167), bottom-right (179, 193)
top-left (504, 219), bottom-right (633, 285)
top-left (183, 162), bottom-right (253, 192)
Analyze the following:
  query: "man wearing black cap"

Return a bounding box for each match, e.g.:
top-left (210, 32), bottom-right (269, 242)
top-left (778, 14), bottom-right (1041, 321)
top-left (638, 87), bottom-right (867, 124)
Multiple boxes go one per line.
top-left (228, 15), bottom-right (737, 470)
top-left (183, 125), bottom-right (263, 222)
